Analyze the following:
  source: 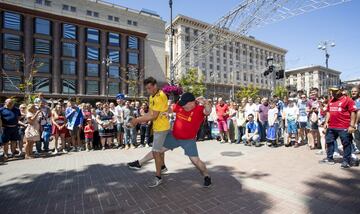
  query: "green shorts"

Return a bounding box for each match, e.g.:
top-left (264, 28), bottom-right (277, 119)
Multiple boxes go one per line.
top-left (163, 132), bottom-right (199, 157)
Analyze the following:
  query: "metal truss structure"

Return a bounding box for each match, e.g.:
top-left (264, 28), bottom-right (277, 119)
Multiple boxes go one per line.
top-left (171, 0), bottom-right (352, 80)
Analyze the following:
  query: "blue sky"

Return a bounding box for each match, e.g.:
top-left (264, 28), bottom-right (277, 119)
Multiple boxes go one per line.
top-left (115, 0), bottom-right (360, 80)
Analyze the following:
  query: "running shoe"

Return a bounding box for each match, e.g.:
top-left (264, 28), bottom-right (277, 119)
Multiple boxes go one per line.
top-left (128, 160), bottom-right (142, 170)
top-left (203, 176), bottom-right (212, 188)
top-left (148, 176), bottom-right (162, 188)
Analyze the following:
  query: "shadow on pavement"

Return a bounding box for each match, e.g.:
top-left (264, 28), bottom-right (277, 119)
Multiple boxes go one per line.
top-left (0, 163), bottom-right (273, 214)
top-left (305, 168), bottom-right (360, 214)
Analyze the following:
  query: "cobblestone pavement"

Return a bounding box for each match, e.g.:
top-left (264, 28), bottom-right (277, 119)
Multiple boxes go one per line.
top-left (0, 140), bottom-right (359, 214)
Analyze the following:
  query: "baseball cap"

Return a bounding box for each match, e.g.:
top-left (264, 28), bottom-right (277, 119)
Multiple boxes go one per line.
top-left (116, 93), bottom-right (125, 100)
top-left (178, 92), bottom-right (195, 106)
top-left (329, 84), bottom-right (342, 91)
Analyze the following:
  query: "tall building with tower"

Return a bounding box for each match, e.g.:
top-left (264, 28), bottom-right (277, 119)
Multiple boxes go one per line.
top-left (165, 14), bottom-right (287, 99)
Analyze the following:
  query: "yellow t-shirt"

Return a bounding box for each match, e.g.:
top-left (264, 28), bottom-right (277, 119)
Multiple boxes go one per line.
top-left (149, 90), bottom-right (170, 132)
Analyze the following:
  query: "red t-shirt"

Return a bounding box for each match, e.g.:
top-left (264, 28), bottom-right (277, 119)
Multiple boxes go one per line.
top-left (84, 125), bottom-right (94, 139)
top-left (216, 104), bottom-right (229, 121)
top-left (326, 95), bottom-right (356, 129)
top-left (172, 104), bottom-right (205, 140)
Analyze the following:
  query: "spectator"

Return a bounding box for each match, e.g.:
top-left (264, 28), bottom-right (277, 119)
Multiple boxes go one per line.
top-left (320, 85), bottom-right (357, 168)
top-left (242, 114), bottom-right (260, 146)
top-left (18, 104), bottom-right (28, 156)
top-left (36, 98), bottom-right (52, 153)
top-left (216, 98), bottom-right (230, 143)
top-left (244, 97), bottom-right (258, 119)
top-left (24, 104), bottom-right (41, 159)
top-left (284, 98), bottom-right (299, 147)
top-left (84, 119), bottom-right (94, 151)
top-left (123, 101), bottom-right (136, 149)
top-left (139, 102), bottom-right (151, 147)
top-left (351, 86), bottom-right (360, 154)
top-left (96, 103), bottom-right (116, 150)
top-left (66, 99), bottom-right (84, 152)
top-left (297, 94), bottom-right (308, 145)
top-left (0, 99), bottom-right (21, 158)
top-left (51, 104), bottom-right (67, 154)
top-left (207, 99), bottom-right (217, 140)
top-left (258, 97), bottom-right (269, 142)
top-left (267, 100), bottom-right (279, 147)
top-left (115, 94), bottom-right (125, 149)
top-left (235, 105), bottom-right (246, 144)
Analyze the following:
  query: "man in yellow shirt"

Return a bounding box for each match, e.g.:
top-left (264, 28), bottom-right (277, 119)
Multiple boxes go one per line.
top-left (127, 77), bottom-right (170, 187)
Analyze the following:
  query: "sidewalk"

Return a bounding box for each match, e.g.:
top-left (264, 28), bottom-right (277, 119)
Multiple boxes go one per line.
top-left (0, 140), bottom-right (359, 214)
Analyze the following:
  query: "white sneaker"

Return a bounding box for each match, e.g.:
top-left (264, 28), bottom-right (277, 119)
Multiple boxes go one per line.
top-left (62, 149), bottom-right (68, 154)
top-left (315, 150), bottom-right (324, 155)
top-left (52, 149), bottom-right (58, 155)
top-left (333, 152), bottom-right (342, 159)
top-left (148, 176), bottom-right (162, 188)
top-left (86, 149), bottom-right (90, 152)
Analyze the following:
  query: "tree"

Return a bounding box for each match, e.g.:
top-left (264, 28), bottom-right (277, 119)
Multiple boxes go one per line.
top-left (235, 84), bottom-right (260, 101)
top-left (273, 85), bottom-right (288, 99)
top-left (178, 68), bottom-right (206, 97)
top-left (1, 54), bottom-right (41, 104)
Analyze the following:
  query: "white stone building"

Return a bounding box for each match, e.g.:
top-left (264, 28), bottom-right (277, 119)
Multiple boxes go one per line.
top-left (285, 65), bottom-right (341, 96)
top-left (165, 14), bottom-right (287, 99)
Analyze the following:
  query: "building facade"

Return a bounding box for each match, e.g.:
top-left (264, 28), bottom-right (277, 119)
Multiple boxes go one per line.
top-left (343, 78), bottom-right (360, 91)
top-left (165, 15), bottom-right (287, 99)
top-left (285, 65), bottom-right (341, 96)
top-left (0, 0), bottom-right (166, 101)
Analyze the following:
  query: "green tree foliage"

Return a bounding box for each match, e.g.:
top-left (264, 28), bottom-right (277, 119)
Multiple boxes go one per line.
top-left (178, 68), bottom-right (206, 97)
top-left (273, 85), bottom-right (288, 99)
top-left (236, 84), bottom-right (260, 101)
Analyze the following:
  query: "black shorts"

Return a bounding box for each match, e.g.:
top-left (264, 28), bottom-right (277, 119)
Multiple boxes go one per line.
top-left (1, 126), bottom-right (20, 145)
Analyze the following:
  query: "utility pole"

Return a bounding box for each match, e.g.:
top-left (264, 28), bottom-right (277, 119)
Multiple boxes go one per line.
top-left (169, 0), bottom-right (174, 85)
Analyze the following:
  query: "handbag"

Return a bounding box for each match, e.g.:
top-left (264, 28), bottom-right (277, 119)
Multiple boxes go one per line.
top-left (25, 124), bottom-right (40, 140)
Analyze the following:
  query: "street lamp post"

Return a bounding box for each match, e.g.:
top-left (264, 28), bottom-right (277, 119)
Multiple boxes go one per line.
top-left (102, 57), bottom-right (112, 103)
top-left (318, 41), bottom-right (335, 68)
top-left (169, 0), bottom-right (175, 85)
top-left (266, 57), bottom-right (275, 96)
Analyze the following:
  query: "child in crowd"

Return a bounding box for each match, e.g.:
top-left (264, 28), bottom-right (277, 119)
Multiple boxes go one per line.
top-left (84, 119), bottom-right (94, 151)
top-left (267, 100), bottom-right (279, 147)
top-left (283, 98), bottom-right (299, 147)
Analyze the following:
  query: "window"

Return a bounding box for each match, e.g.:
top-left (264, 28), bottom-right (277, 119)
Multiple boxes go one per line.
top-left (127, 20), bottom-right (132, 25)
top-left (108, 15), bottom-right (113, 21)
top-left (127, 36), bottom-right (138, 49)
top-left (114, 17), bottom-right (119, 22)
top-left (33, 77), bottom-right (50, 93)
top-left (3, 54), bottom-right (22, 71)
top-left (109, 66), bottom-right (119, 78)
top-left (185, 36), bottom-right (190, 42)
top-left (44, 0), bottom-right (51, 6)
top-left (3, 34), bottom-right (22, 51)
top-left (62, 4), bottom-right (69, 10)
top-left (3, 12), bottom-right (22, 31)
top-left (35, 0), bottom-right (43, 4)
top-left (243, 73), bottom-right (247, 81)
top-left (86, 80), bottom-right (99, 95)
top-left (62, 79), bottom-right (76, 94)
top-left (70, 6), bottom-right (76, 12)
top-left (108, 33), bottom-right (120, 46)
top-left (34, 57), bottom-right (51, 73)
top-left (62, 60), bottom-right (76, 75)
top-left (86, 10), bottom-right (92, 16)
top-left (108, 82), bottom-right (120, 95)
top-left (93, 12), bottom-right (99, 17)
top-left (62, 43), bottom-right (76, 57)
top-left (87, 28), bottom-right (99, 43)
top-left (86, 63), bottom-right (99, 77)
top-left (185, 27), bottom-right (190, 33)
top-left (133, 21), bottom-right (137, 26)
top-left (34, 39), bottom-right (51, 55)
top-left (108, 50), bottom-right (120, 63)
top-left (87, 47), bottom-right (99, 60)
top-left (35, 18), bottom-right (51, 35)
top-left (128, 52), bottom-right (138, 65)
top-left (63, 24), bottom-right (76, 39)
top-left (3, 76), bottom-right (21, 92)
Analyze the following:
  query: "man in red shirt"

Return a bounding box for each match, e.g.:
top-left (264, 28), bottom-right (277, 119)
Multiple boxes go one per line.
top-left (216, 98), bottom-right (230, 143)
top-left (127, 92), bottom-right (212, 187)
top-left (320, 85), bottom-right (357, 168)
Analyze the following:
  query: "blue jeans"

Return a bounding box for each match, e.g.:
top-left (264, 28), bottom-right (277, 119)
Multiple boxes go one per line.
top-left (139, 124), bottom-right (150, 145)
top-left (326, 128), bottom-right (352, 163)
top-left (236, 126), bottom-right (245, 144)
top-left (259, 121), bottom-right (268, 141)
top-left (124, 127), bottom-right (136, 145)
